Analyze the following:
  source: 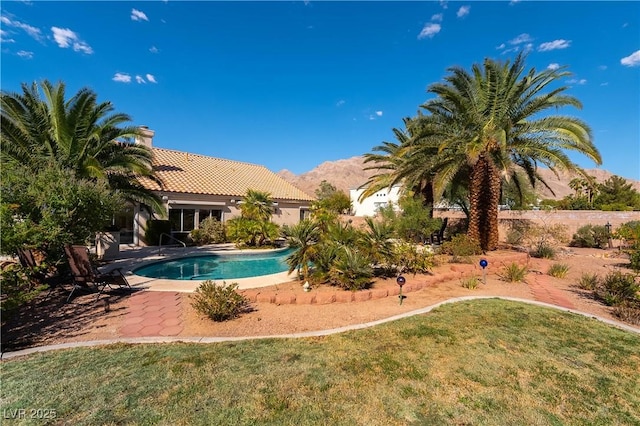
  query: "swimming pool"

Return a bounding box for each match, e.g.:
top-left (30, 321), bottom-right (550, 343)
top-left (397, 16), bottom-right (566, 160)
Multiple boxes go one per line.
top-left (133, 248), bottom-right (294, 280)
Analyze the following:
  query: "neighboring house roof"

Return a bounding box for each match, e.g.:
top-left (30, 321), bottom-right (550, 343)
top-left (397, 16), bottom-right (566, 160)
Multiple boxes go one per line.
top-left (143, 147), bottom-right (314, 202)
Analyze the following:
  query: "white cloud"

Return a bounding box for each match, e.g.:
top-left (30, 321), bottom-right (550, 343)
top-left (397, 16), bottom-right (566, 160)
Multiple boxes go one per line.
top-left (376, 111), bottom-right (383, 117)
top-left (146, 73), bottom-right (157, 83)
top-left (509, 0), bottom-right (521, 4)
top-left (567, 78), bottom-right (587, 85)
top-left (547, 63), bottom-right (560, 70)
top-left (336, 100), bottom-right (345, 107)
top-left (0, 29), bottom-right (15, 43)
top-left (135, 75), bottom-right (146, 84)
top-left (538, 39), bottom-right (571, 52)
top-left (431, 13), bottom-right (443, 22)
top-left (418, 23), bottom-right (441, 39)
top-left (51, 27), bottom-right (93, 54)
top-left (131, 9), bottom-right (149, 22)
top-left (112, 73), bottom-right (132, 83)
top-left (1, 15), bottom-right (42, 40)
top-left (509, 33), bottom-right (532, 45)
top-left (149, 46), bottom-right (159, 53)
top-left (457, 5), bottom-right (470, 18)
top-left (17, 50), bottom-right (33, 59)
top-left (496, 43), bottom-right (505, 50)
top-left (439, 0), bottom-right (448, 9)
top-left (620, 50), bottom-right (640, 67)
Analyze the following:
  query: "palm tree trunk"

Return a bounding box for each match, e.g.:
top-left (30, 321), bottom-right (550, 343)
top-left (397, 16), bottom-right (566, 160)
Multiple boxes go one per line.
top-left (468, 155), bottom-right (501, 251)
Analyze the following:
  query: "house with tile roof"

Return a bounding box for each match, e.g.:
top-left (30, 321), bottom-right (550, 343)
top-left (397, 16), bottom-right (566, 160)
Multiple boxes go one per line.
top-left (124, 127), bottom-right (314, 245)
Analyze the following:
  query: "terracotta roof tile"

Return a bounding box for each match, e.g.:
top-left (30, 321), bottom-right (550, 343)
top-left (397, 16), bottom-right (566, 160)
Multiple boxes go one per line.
top-left (142, 147), bottom-right (314, 201)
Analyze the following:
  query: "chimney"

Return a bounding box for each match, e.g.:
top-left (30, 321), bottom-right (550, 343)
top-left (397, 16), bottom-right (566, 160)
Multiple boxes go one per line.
top-left (135, 126), bottom-right (155, 148)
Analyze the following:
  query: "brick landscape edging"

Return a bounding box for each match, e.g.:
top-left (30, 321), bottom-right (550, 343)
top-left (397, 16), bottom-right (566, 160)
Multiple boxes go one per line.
top-left (240, 252), bottom-right (529, 305)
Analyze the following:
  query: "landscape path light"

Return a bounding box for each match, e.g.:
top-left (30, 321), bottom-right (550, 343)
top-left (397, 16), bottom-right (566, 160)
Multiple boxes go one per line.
top-left (479, 259), bottom-right (488, 285)
top-left (396, 275), bottom-right (406, 305)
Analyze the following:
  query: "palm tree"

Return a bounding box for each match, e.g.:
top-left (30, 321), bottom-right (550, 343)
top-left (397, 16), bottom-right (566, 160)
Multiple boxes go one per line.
top-left (240, 189), bottom-right (274, 222)
top-left (1, 80), bottom-right (163, 213)
top-left (412, 53), bottom-right (601, 251)
top-left (285, 219), bottom-right (320, 280)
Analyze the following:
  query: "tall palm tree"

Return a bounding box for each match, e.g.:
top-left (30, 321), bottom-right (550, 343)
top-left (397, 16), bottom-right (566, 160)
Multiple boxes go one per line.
top-left (412, 53), bottom-right (601, 250)
top-left (1, 80), bottom-right (163, 213)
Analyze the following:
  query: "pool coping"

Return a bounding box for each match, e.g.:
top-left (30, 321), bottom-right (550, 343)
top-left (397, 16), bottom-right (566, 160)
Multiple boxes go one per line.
top-left (100, 244), bottom-right (298, 292)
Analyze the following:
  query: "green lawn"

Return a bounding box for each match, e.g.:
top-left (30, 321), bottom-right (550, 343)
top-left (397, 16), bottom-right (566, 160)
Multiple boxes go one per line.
top-left (2, 300), bottom-right (640, 425)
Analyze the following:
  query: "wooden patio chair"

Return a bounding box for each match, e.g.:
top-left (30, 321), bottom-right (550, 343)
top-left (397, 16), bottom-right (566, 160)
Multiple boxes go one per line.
top-left (63, 245), bottom-right (132, 302)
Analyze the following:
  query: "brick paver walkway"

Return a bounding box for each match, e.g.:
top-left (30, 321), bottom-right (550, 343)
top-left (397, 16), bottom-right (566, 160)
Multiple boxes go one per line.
top-left (529, 274), bottom-right (575, 309)
top-left (118, 291), bottom-right (184, 337)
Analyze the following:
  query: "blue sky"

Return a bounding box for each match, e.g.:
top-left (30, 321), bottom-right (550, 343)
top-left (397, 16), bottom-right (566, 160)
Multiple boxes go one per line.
top-left (2, 1), bottom-right (639, 180)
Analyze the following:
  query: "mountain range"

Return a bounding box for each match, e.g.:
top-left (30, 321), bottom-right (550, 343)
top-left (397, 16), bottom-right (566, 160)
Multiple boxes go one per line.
top-left (277, 156), bottom-right (640, 200)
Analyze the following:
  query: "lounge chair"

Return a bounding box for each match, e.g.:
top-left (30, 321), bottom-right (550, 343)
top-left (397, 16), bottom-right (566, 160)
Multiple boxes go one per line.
top-left (63, 245), bottom-right (132, 302)
top-left (17, 247), bottom-right (66, 298)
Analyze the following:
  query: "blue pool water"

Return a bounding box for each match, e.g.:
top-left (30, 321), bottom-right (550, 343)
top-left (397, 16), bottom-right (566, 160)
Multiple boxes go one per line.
top-left (134, 249), bottom-right (293, 280)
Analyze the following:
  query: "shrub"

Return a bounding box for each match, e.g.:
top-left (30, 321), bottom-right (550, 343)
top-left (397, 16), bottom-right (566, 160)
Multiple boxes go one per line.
top-left (612, 300), bottom-right (640, 326)
top-left (461, 276), bottom-right (481, 290)
top-left (505, 220), bottom-right (532, 246)
top-left (577, 272), bottom-right (599, 291)
top-left (531, 243), bottom-right (556, 259)
top-left (328, 247), bottom-right (373, 291)
top-left (630, 249), bottom-right (640, 272)
top-left (190, 217), bottom-right (226, 245)
top-left (145, 220), bottom-right (172, 246)
top-left (0, 264), bottom-right (47, 316)
top-left (547, 263), bottom-right (570, 278)
top-left (499, 262), bottom-right (528, 283)
top-left (441, 234), bottom-right (482, 258)
top-left (393, 242), bottom-right (435, 275)
top-left (595, 271), bottom-right (639, 307)
top-left (570, 225), bottom-right (608, 249)
top-left (191, 280), bottom-right (250, 321)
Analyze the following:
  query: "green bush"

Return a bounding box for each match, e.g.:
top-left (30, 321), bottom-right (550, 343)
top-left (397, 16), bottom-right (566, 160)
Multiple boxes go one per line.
top-left (547, 263), bottom-right (570, 278)
top-left (328, 247), bottom-right (373, 291)
top-left (577, 272), bottom-right (599, 290)
top-left (595, 271), bottom-right (639, 307)
top-left (612, 300), bottom-right (640, 326)
top-left (0, 264), bottom-right (47, 317)
top-left (190, 281), bottom-right (250, 321)
top-left (531, 243), bottom-right (556, 259)
top-left (499, 262), bottom-right (528, 283)
top-left (145, 220), bottom-right (172, 246)
top-left (629, 248), bottom-right (640, 272)
top-left (441, 234), bottom-right (482, 258)
top-left (392, 242), bottom-right (435, 275)
top-left (461, 276), bottom-right (481, 290)
top-left (570, 224), bottom-right (609, 249)
top-left (190, 217), bottom-right (226, 245)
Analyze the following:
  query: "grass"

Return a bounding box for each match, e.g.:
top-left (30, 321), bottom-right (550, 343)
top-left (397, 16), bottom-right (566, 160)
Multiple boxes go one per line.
top-left (2, 300), bottom-right (640, 425)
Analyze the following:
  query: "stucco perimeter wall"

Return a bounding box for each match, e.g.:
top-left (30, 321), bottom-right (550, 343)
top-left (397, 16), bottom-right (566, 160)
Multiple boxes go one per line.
top-left (434, 210), bottom-right (640, 242)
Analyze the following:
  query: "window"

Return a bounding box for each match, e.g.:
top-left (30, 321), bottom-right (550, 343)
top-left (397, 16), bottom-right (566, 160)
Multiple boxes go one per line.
top-left (169, 208), bottom-right (196, 232)
top-left (199, 209), bottom-right (222, 224)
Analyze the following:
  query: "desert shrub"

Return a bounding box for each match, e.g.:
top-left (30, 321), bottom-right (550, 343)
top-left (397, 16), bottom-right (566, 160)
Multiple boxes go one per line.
top-left (441, 234), bottom-right (482, 258)
top-left (614, 221), bottom-right (640, 246)
top-left (461, 276), bottom-right (481, 290)
top-left (612, 300), bottom-right (640, 326)
top-left (0, 264), bottom-right (47, 316)
top-left (522, 223), bottom-right (568, 259)
top-left (190, 217), bottom-right (226, 245)
top-left (547, 263), bottom-right (570, 278)
top-left (328, 247), bottom-right (373, 291)
top-left (145, 220), bottom-right (172, 246)
top-left (499, 262), bottom-right (528, 283)
top-left (577, 272), bottom-right (599, 290)
top-left (393, 242), bottom-right (435, 275)
top-left (191, 280), bottom-right (250, 321)
top-left (595, 271), bottom-right (639, 307)
top-left (505, 220), bottom-right (532, 246)
top-left (531, 243), bottom-right (556, 259)
top-left (570, 224), bottom-right (608, 249)
top-left (629, 249), bottom-right (640, 272)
